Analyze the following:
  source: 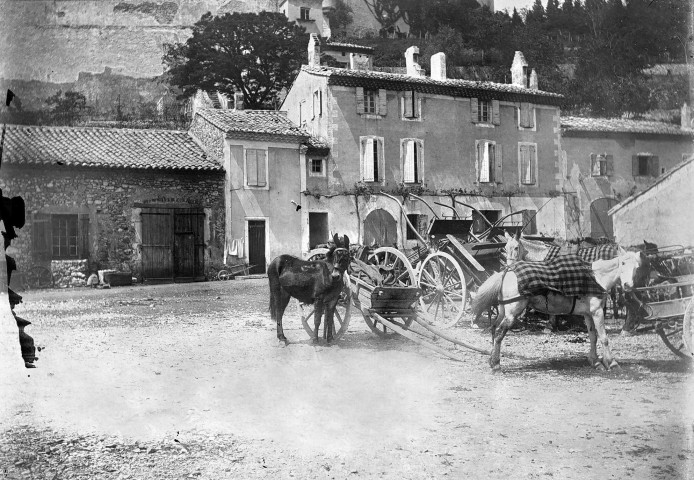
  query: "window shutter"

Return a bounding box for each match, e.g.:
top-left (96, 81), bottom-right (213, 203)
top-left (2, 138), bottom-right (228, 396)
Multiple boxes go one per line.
top-left (364, 138), bottom-right (375, 181)
top-left (605, 155), bottom-right (614, 176)
top-left (319, 90), bottom-right (323, 116)
top-left (77, 213), bottom-right (90, 259)
top-left (529, 144), bottom-right (536, 183)
top-left (649, 156), bottom-right (660, 177)
top-left (520, 103), bottom-right (530, 127)
top-left (492, 100), bottom-right (500, 125)
top-left (470, 98), bottom-right (479, 123)
top-left (32, 213), bottom-right (51, 261)
top-left (475, 143), bottom-right (482, 182)
top-left (378, 89), bottom-right (387, 116)
top-left (257, 150), bottom-right (267, 186)
top-left (480, 142), bottom-right (490, 183)
top-left (414, 141), bottom-right (420, 182)
top-left (356, 87), bottom-right (365, 114)
top-left (312, 90), bottom-right (316, 119)
top-left (404, 90), bottom-right (413, 118)
top-left (632, 155), bottom-right (639, 176)
top-left (247, 150), bottom-right (258, 186)
top-left (495, 144), bottom-right (503, 183)
top-left (590, 153), bottom-right (598, 175)
top-left (404, 140), bottom-right (415, 182)
top-left (375, 138), bottom-right (382, 181)
top-left (527, 105), bottom-right (535, 128)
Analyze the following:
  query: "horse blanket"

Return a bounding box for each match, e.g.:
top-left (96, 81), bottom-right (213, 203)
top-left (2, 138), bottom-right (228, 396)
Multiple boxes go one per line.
top-left (509, 254), bottom-right (606, 297)
top-left (544, 243), bottom-right (620, 263)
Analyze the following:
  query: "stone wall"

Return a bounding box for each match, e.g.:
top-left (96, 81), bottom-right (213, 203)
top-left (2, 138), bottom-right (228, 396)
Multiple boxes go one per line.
top-left (52, 260), bottom-right (88, 288)
top-left (0, 165), bottom-right (225, 280)
top-left (189, 114), bottom-right (227, 163)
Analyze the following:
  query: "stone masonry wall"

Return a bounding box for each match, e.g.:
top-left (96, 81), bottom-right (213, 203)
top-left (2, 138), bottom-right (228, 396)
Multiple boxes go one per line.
top-left (0, 165), bottom-right (225, 280)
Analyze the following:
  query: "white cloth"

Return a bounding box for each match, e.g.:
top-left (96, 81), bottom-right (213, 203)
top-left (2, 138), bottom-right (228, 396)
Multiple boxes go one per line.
top-left (224, 238), bottom-right (244, 265)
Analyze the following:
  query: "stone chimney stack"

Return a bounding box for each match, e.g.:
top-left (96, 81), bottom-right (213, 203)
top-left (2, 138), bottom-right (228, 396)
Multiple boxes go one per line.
top-left (529, 69), bottom-right (538, 89)
top-left (308, 34), bottom-right (321, 67)
top-left (431, 52), bottom-right (446, 81)
top-left (322, 0), bottom-right (335, 38)
top-left (234, 92), bottom-right (244, 110)
top-left (511, 51), bottom-right (529, 88)
top-left (405, 46), bottom-right (424, 77)
top-left (682, 103), bottom-right (691, 128)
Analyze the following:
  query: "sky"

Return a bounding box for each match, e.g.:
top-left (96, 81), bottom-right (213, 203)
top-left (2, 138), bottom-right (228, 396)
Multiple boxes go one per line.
top-left (494, 0), bottom-right (537, 14)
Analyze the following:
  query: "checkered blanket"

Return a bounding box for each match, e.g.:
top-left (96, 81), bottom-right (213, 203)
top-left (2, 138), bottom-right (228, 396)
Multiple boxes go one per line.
top-left (509, 254), bottom-right (606, 297)
top-left (544, 243), bottom-right (620, 263)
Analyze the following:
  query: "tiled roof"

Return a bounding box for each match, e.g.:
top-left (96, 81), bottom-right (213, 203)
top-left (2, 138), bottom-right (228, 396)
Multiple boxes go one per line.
top-left (561, 116), bottom-right (694, 137)
top-left (196, 109), bottom-right (309, 139)
top-left (302, 65), bottom-right (564, 105)
top-left (305, 135), bottom-right (330, 156)
top-left (324, 42), bottom-right (375, 54)
top-left (2, 125), bottom-right (222, 171)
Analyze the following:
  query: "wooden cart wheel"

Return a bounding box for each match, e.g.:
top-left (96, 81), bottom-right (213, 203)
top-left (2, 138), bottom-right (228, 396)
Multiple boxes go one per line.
top-left (417, 252), bottom-right (467, 328)
top-left (361, 312), bottom-right (414, 338)
top-left (300, 273), bottom-right (352, 341)
top-left (682, 296), bottom-right (694, 360)
top-left (656, 316), bottom-right (692, 361)
top-left (306, 248), bottom-right (330, 262)
top-left (369, 247), bottom-right (416, 287)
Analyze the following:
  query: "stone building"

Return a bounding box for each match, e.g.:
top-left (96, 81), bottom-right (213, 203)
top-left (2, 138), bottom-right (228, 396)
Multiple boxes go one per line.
top-left (189, 108), bottom-right (328, 274)
top-left (561, 115), bottom-right (694, 240)
top-left (281, 43), bottom-right (567, 250)
top-left (0, 125), bottom-right (225, 285)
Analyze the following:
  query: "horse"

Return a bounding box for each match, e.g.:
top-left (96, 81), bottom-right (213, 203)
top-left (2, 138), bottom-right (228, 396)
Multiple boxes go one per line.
top-left (471, 249), bottom-right (647, 372)
top-left (269, 234), bottom-right (351, 345)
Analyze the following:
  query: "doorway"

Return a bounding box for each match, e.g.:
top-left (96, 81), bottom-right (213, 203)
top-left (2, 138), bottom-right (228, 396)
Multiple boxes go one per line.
top-left (247, 220), bottom-right (266, 274)
top-left (364, 209), bottom-right (397, 247)
top-left (309, 212), bottom-right (329, 249)
top-left (590, 198), bottom-right (618, 240)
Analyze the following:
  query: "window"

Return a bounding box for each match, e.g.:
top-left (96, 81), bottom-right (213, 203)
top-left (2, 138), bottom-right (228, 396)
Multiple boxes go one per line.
top-left (403, 90), bottom-right (420, 119)
top-left (360, 136), bottom-right (384, 182)
top-left (32, 212), bottom-right (89, 261)
top-left (312, 89), bottom-right (322, 119)
top-left (591, 153), bottom-right (613, 177)
top-left (356, 88), bottom-right (387, 116)
top-left (300, 7), bottom-right (310, 20)
top-left (518, 143), bottom-right (537, 185)
top-left (402, 139), bottom-right (423, 183)
top-left (478, 99), bottom-right (490, 123)
top-left (309, 158), bottom-right (324, 177)
top-left (406, 214), bottom-right (426, 240)
top-left (471, 98), bottom-right (500, 125)
top-left (472, 210), bottom-right (500, 234)
top-left (246, 149), bottom-right (267, 187)
top-left (632, 154), bottom-right (659, 177)
top-left (476, 140), bottom-right (501, 183)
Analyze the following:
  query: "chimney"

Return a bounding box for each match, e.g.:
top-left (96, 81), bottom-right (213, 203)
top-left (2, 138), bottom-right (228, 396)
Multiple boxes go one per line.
top-left (529, 68), bottom-right (538, 89)
top-left (234, 92), bottom-right (244, 110)
top-left (511, 51), bottom-right (529, 87)
top-left (431, 52), bottom-right (446, 81)
top-left (308, 34), bottom-right (321, 67)
top-left (682, 103), bottom-right (691, 128)
top-left (322, 0), bottom-right (335, 38)
top-left (405, 46), bottom-right (424, 77)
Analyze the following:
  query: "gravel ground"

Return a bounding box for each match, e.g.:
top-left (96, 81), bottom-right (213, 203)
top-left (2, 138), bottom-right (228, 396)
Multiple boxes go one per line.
top-left (1, 279), bottom-right (692, 479)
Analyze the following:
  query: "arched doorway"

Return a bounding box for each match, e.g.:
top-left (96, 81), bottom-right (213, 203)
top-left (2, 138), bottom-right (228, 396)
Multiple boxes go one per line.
top-left (364, 209), bottom-right (398, 247)
top-left (590, 197), bottom-right (618, 240)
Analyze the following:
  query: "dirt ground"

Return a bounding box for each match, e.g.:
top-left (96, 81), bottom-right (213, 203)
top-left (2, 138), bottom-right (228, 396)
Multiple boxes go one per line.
top-left (1, 279), bottom-right (692, 479)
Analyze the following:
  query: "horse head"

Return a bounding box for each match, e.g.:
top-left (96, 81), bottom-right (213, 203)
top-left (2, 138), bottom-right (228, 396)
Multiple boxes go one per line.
top-left (619, 250), bottom-right (648, 291)
top-left (504, 230), bottom-right (523, 265)
top-left (328, 234), bottom-right (351, 279)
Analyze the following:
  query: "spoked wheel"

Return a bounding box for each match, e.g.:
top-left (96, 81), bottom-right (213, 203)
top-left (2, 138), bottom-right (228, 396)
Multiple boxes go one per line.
top-left (216, 270), bottom-right (231, 281)
top-left (417, 252), bottom-right (466, 328)
top-left (682, 297), bottom-right (694, 360)
top-left (25, 266), bottom-right (52, 289)
top-left (369, 247), bottom-right (416, 287)
top-left (361, 313), bottom-right (414, 338)
top-left (656, 317), bottom-right (692, 361)
top-left (300, 273), bottom-right (352, 341)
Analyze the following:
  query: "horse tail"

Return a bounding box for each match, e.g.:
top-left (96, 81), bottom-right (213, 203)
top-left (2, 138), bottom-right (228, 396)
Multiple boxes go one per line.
top-left (267, 257), bottom-right (282, 322)
top-left (470, 271), bottom-right (504, 324)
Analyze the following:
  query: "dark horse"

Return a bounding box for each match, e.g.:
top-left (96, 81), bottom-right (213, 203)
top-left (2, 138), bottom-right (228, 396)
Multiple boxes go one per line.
top-left (269, 234), bottom-right (351, 345)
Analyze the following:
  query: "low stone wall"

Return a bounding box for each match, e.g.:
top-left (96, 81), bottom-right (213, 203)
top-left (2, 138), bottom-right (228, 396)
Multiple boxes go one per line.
top-left (51, 259), bottom-right (88, 288)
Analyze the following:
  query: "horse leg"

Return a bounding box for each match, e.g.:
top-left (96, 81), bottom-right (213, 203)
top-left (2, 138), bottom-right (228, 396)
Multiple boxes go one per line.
top-left (490, 301), bottom-right (525, 372)
top-left (325, 301), bottom-right (338, 344)
top-left (592, 298), bottom-right (618, 370)
top-left (582, 314), bottom-right (600, 368)
top-left (313, 301), bottom-right (325, 344)
top-left (276, 289), bottom-right (291, 345)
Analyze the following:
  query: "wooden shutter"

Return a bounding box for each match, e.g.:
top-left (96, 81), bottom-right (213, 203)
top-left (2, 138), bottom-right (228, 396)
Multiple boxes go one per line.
top-left (495, 144), bottom-right (503, 183)
top-left (312, 90), bottom-right (316, 119)
top-left (356, 87), bottom-right (365, 114)
top-left (492, 100), bottom-right (500, 125)
top-left (529, 144), bottom-right (536, 183)
top-left (475, 142), bottom-right (481, 182)
top-left (375, 138), bottom-right (382, 181)
top-left (527, 105), bottom-right (535, 128)
top-left (247, 150), bottom-right (258, 186)
top-left (77, 213), bottom-right (90, 260)
top-left (590, 153), bottom-right (598, 175)
top-left (520, 103), bottom-right (530, 127)
top-left (649, 156), bottom-right (660, 177)
top-left (319, 90), bottom-right (323, 116)
top-left (404, 90), bottom-right (413, 118)
top-left (632, 155), bottom-right (639, 175)
top-left (32, 213), bottom-right (51, 261)
top-left (364, 138), bottom-right (375, 181)
top-left (257, 150), bottom-right (267, 186)
top-left (378, 89), bottom-right (387, 116)
top-left (605, 155), bottom-right (614, 176)
top-left (414, 141), bottom-right (420, 182)
top-left (470, 98), bottom-right (479, 123)
top-left (404, 140), bottom-right (415, 183)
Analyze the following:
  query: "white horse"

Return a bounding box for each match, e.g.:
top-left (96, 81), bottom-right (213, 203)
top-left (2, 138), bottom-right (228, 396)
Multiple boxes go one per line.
top-left (471, 250), bottom-right (647, 372)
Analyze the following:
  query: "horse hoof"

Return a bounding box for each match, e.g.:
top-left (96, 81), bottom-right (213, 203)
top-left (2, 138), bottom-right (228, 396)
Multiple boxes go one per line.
top-left (607, 360), bottom-right (620, 370)
top-left (490, 365), bottom-right (502, 374)
top-left (277, 339), bottom-right (289, 347)
top-left (594, 362), bottom-right (606, 371)
top-left (312, 337), bottom-right (320, 344)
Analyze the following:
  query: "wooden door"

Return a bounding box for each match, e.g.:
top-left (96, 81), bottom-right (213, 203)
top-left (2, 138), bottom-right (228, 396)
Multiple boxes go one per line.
top-left (248, 220), bottom-right (266, 274)
top-left (141, 208), bottom-right (174, 283)
top-left (174, 209), bottom-right (205, 282)
top-left (364, 209), bottom-right (397, 247)
top-left (590, 198), bottom-right (618, 240)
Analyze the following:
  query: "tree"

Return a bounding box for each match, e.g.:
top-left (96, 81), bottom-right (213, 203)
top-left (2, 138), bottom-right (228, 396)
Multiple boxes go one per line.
top-left (163, 12), bottom-right (307, 110)
top-left (361, 0), bottom-right (404, 35)
top-left (526, 0), bottom-right (546, 24)
top-left (326, 0), bottom-right (354, 35)
top-left (511, 7), bottom-right (523, 27)
top-left (45, 90), bottom-right (88, 126)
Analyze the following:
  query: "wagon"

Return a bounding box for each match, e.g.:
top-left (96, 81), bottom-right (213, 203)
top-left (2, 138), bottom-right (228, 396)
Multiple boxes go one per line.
top-left (631, 246), bottom-right (694, 361)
